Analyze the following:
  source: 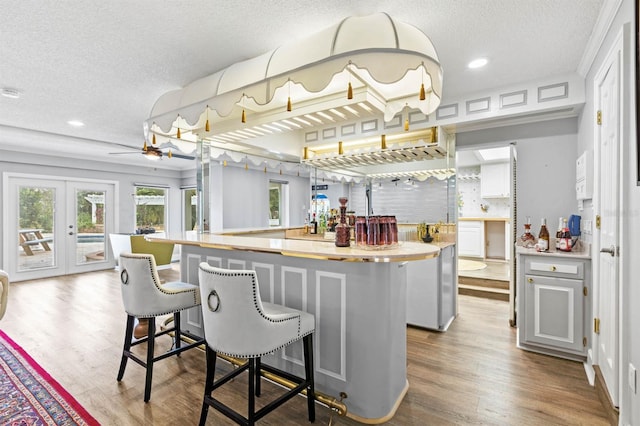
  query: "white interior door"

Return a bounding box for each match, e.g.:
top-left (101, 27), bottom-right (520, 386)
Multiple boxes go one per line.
top-left (3, 175), bottom-right (116, 281)
top-left (595, 44), bottom-right (621, 406)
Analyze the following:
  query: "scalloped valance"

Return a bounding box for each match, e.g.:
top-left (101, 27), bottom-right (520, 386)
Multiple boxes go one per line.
top-left (145, 12), bottom-right (442, 150)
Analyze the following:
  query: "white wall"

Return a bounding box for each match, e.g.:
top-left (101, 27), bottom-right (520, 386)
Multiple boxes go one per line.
top-left (213, 163), bottom-right (310, 230)
top-left (0, 149), bottom-right (188, 270)
top-left (577, 0), bottom-right (639, 423)
top-left (457, 117), bottom-right (579, 236)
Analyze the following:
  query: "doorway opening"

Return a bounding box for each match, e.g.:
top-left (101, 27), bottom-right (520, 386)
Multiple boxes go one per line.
top-left (455, 145), bottom-right (515, 313)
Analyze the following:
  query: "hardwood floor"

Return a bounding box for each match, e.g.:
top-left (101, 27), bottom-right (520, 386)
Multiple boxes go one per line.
top-left (0, 267), bottom-right (610, 425)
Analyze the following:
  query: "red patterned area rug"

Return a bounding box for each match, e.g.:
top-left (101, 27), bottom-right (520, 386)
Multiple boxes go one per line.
top-left (0, 330), bottom-right (99, 425)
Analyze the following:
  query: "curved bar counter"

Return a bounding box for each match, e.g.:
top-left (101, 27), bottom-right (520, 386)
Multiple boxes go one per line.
top-left (148, 232), bottom-right (441, 423)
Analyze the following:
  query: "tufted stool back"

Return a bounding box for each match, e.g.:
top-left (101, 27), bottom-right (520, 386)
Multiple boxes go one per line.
top-left (119, 252), bottom-right (200, 317)
top-left (198, 264), bottom-right (313, 359)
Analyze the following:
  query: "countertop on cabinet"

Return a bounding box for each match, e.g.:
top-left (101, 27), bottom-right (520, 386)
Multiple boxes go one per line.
top-left (458, 217), bottom-right (510, 222)
top-left (515, 245), bottom-right (591, 260)
top-left (147, 232), bottom-right (441, 262)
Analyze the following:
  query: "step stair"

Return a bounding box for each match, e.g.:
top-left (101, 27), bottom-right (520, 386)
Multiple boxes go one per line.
top-left (458, 276), bottom-right (510, 301)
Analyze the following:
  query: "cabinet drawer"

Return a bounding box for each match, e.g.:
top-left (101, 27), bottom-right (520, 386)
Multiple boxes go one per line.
top-left (524, 258), bottom-right (584, 279)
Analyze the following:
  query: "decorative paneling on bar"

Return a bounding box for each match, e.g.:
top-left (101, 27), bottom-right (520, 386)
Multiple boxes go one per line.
top-left (175, 243), bottom-right (411, 421)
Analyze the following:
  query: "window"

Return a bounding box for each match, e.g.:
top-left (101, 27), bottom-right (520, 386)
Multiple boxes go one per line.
top-left (135, 186), bottom-right (167, 233)
top-left (183, 188), bottom-right (197, 231)
top-left (269, 182), bottom-right (281, 227)
top-left (268, 181), bottom-right (288, 227)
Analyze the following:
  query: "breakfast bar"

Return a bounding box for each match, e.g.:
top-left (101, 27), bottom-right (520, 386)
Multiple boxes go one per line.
top-left (148, 231), bottom-right (440, 422)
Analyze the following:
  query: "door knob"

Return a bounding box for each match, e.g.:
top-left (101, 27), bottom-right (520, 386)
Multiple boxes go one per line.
top-left (600, 245), bottom-right (617, 257)
top-left (68, 232), bottom-right (74, 235)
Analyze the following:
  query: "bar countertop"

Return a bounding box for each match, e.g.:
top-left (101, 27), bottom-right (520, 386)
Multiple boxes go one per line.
top-left (147, 232), bottom-right (441, 262)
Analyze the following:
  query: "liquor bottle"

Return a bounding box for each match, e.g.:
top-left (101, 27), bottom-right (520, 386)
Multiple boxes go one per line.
top-left (303, 217), bottom-right (309, 234)
top-left (520, 216), bottom-right (536, 247)
top-left (309, 213), bottom-right (317, 235)
top-left (537, 218), bottom-right (549, 252)
top-left (555, 217), bottom-right (563, 250)
top-left (559, 218), bottom-right (572, 252)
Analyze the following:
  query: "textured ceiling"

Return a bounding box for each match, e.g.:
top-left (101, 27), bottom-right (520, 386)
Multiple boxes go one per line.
top-left (0, 0), bottom-right (604, 170)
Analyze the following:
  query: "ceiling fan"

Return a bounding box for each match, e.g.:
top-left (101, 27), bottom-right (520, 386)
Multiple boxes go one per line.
top-left (109, 142), bottom-right (195, 160)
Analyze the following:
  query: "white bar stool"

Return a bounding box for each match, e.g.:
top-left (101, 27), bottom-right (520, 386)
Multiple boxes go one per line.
top-left (198, 263), bottom-right (316, 425)
top-left (117, 252), bottom-right (205, 402)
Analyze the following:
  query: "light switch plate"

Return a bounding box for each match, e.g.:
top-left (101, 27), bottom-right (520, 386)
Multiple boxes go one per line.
top-left (629, 363), bottom-right (637, 393)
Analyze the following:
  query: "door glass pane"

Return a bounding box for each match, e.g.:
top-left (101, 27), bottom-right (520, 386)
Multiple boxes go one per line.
top-left (18, 186), bottom-right (55, 271)
top-left (184, 188), bottom-right (197, 231)
top-left (269, 182), bottom-right (282, 227)
top-left (75, 189), bottom-right (106, 265)
top-left (135, 187), bottom-right (166, 233)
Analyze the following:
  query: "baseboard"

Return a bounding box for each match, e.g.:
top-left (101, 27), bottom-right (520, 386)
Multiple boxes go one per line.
top-left (593, 365), bottom-right (620, 426)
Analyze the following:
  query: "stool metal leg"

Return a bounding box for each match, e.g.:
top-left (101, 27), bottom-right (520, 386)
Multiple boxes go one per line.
top-left (144, 317), bottom-right (155, 402)
top-left (117, 315), bottom-right (135, 381)
top-left (303, 334), bottom-right (316, 422)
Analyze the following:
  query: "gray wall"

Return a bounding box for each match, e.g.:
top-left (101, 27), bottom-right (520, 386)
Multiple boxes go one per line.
top-left (215, 163), bottom-right (310, 229)
top-left (457, 117), bottom-right (579, 236)
top-left (0, 149), bottom-right (189, 270)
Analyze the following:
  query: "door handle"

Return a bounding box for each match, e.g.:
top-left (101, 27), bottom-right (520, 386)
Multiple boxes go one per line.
top-left (600, 245), bottom-right (617, 257)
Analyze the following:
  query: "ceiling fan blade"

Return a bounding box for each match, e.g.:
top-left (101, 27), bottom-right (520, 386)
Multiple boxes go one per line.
top-left (168, 153), bottom-right (196, 160)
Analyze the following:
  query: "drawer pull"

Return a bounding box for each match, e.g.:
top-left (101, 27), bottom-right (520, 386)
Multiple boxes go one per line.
top-left (527, 277), bottom-right (533, 283)
top-left (550, 266), bottom-right (556, 271)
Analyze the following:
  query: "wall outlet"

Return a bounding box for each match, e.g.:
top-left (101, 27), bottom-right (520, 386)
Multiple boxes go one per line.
top-left (629, 363), bottom-right (637, 394)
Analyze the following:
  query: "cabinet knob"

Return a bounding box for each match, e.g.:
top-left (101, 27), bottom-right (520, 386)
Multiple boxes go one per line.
top-left (527, 277), bottom-right (533, 283)
top-left (550, 266), bottom-right (557, 271)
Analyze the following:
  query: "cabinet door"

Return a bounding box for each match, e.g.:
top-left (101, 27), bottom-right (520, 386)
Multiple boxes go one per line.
top-left (481, 163), bottom-right (509, 198)
top-left (458, 221), bottom-right (484, 258)
top-left (523, 274), bottom-right (584, 353)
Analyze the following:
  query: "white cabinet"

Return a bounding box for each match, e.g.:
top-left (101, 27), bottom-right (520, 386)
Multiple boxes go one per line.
top-left (481, 162), bottom-right (510, 198)
top-left (458, 221), bottom-right (485, 258)
top-left (576, 150), bottom-right (593, 200)
top-left (406, 244), bottom-right (457, 331)
top-left (517, 252), bottom-right (591, 360)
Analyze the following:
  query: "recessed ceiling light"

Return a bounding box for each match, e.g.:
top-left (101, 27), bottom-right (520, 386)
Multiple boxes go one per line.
top-left (67, 120), bottom-right (85, 127)
top-left (1, 88), bottom-right (21, 99)
top-left (468, 58), bottom-right (488, 69)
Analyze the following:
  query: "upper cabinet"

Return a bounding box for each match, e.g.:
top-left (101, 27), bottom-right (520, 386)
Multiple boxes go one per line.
top-left (480, 162), bottom-right (510, 198)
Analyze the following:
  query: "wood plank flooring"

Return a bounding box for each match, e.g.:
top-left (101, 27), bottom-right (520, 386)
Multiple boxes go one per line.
top-left (0, 267), bottom-right (610, 425)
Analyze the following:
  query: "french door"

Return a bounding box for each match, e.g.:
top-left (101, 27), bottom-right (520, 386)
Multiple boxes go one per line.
top-left (3, 175), bottom-right (116, 281)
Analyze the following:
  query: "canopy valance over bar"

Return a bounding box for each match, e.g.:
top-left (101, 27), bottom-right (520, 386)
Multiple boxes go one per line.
top-left (145, 12), bottom-right (442, 150)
